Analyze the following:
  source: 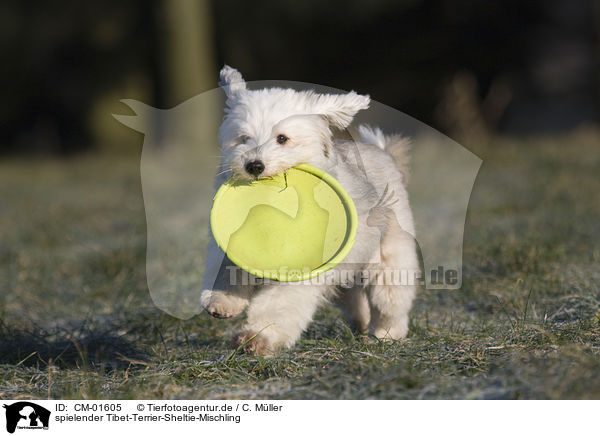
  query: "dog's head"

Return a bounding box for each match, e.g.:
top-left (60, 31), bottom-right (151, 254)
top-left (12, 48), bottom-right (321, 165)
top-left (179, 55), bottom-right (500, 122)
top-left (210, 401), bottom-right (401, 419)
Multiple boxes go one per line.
top-left (217, 65), bottom-right (370, 180)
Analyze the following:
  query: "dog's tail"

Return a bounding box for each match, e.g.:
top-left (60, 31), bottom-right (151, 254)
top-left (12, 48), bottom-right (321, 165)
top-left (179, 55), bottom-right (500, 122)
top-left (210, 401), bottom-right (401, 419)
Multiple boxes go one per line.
top-left (358, 125), bottom-right (412, 185)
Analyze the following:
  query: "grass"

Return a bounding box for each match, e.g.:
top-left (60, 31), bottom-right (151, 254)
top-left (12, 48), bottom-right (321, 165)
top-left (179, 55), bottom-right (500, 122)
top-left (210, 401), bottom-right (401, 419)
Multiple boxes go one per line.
top-left (0, 131), bottom-right (599, 399)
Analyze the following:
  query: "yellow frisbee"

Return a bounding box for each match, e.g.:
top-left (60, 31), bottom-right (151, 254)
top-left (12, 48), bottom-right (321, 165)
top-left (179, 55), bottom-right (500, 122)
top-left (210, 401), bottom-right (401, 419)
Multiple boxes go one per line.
top-left (210, 164), bottom-right (357, 282)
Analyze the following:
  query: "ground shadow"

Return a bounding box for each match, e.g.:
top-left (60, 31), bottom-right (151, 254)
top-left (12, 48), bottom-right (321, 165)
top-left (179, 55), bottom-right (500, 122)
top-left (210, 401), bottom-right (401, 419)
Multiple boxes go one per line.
top-left (0, 317), bottom-right (149, 370)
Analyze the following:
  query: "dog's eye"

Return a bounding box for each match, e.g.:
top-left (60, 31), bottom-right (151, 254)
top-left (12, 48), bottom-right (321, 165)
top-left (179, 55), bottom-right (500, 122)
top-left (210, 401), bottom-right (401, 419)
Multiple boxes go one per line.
top-left (276, 134), bottom-right (289, 145)
top-left (237, 135), bottom-right (251, 145)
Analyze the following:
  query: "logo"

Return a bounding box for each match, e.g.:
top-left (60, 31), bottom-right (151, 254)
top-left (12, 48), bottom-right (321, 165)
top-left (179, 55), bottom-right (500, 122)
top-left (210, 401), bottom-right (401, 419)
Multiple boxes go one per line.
top-left (3, 402), bottom-right (50, 434)
top-left (113, 80), bottom-right (481, 318)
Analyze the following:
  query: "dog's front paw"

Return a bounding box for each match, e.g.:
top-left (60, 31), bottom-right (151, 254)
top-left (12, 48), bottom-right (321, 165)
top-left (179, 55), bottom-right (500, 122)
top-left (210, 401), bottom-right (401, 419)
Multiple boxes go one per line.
top-left (370, 324), bottom-right (408, 341)
top-left (232, 330), bottom-right (270, 355)
top-left (200, 290), bottom-right (248, 319)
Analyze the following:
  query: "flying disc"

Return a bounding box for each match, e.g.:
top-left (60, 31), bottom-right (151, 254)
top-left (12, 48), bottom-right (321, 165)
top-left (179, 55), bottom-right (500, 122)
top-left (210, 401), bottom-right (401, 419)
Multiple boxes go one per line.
top-left (210, 164), bottom-right (357, 282)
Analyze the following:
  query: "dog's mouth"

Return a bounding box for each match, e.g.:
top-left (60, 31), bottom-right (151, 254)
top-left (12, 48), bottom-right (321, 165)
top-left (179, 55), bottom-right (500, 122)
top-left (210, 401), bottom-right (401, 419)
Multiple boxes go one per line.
top-left (233, 162), bottom-right (295, 182)
top-left (246, 172), bottom-right (279, 182)
top-left (229, 171), bottom-right (270, 183)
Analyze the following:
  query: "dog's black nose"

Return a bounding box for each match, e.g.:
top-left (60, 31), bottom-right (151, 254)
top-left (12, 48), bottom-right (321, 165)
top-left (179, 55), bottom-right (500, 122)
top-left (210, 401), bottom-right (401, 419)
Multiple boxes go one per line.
top-left (245, 160), bottom-right (265, 176)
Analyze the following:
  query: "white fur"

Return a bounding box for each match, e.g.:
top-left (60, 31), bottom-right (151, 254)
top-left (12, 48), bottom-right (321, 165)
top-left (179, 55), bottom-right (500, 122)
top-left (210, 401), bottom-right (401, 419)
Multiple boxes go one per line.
top-left (201, 66), bottom-right (419, 354)
top-left (358, 125), bottom-right (387, 150)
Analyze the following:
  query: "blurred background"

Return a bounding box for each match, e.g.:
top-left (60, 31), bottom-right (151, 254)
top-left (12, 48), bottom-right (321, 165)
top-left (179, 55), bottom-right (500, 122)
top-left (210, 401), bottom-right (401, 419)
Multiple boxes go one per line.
top-left (1, 0), bottom-right (599, 155)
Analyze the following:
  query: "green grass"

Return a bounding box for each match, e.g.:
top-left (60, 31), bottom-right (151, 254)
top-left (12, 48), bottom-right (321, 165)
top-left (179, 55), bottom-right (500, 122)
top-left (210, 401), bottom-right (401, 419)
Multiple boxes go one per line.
top-left (1, 132), bottom-right (599, 399)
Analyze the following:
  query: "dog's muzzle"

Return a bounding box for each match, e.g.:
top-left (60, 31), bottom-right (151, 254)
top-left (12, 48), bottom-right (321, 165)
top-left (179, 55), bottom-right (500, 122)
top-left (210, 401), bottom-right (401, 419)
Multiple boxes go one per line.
top-left (245, 160), bottom-right (265, 176)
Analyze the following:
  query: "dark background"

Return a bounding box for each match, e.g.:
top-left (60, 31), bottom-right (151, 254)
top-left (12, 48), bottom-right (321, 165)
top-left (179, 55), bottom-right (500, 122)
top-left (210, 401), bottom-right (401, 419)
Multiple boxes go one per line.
top-left (1, 0), bottom-right (599, 154)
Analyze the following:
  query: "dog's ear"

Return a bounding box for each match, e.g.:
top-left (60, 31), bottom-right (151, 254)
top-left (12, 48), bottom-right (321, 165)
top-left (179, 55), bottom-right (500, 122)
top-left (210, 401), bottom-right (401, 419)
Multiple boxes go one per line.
top-left (313, 91), bottom-right (370, 129)
top-left (219, 65), bottom-right (247, 100)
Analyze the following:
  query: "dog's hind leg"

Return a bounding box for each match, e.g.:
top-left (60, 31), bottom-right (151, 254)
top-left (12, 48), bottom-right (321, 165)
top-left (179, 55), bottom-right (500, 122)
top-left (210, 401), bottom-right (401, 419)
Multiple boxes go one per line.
top-left (335, 286), bottom-right (370, 334)
top-left (367, 222), bottom-right (419, 340)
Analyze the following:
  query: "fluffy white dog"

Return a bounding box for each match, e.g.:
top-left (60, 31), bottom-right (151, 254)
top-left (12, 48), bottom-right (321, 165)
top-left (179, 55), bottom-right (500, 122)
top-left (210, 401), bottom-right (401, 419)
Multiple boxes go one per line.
top-left (200, 66), bottom-right (419, 354)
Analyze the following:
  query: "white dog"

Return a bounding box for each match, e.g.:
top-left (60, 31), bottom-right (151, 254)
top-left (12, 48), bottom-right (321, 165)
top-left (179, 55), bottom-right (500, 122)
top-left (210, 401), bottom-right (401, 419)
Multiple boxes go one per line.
top-left (200, 66), bottom-right (419, 354)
